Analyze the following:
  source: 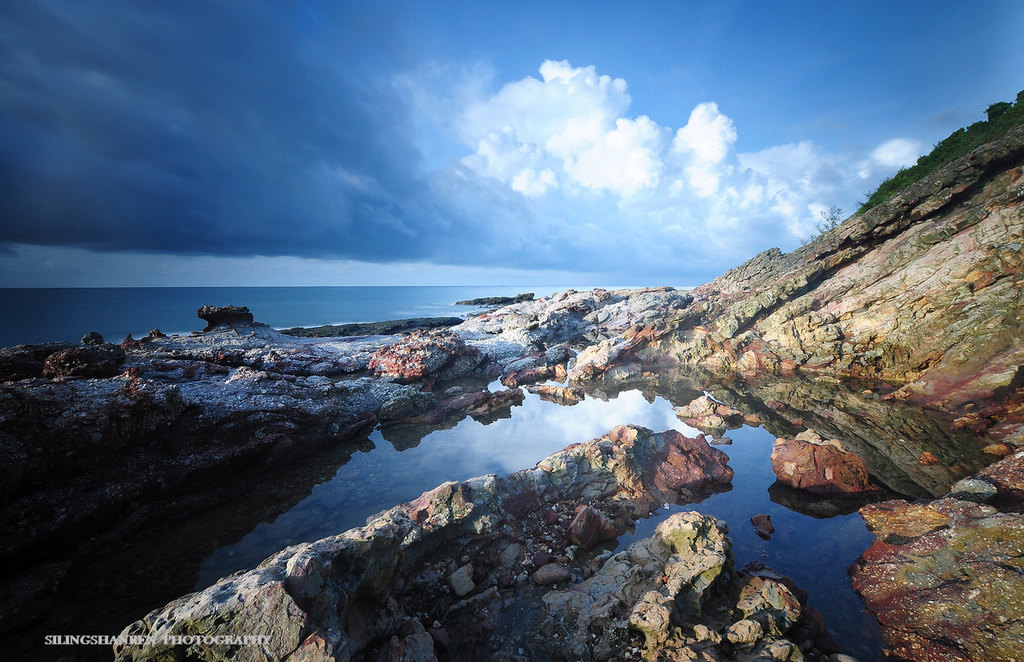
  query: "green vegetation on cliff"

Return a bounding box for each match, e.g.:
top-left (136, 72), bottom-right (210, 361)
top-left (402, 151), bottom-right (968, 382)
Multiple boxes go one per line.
top-left (861, 90), bottom-right (1024, 211)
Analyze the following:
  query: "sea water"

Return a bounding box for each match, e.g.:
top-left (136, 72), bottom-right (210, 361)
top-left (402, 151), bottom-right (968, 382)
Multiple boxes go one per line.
top-left (0, 285), bottom-right (579, 347)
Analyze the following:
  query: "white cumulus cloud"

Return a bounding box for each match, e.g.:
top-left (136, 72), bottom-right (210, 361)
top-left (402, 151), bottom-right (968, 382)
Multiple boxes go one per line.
top-left (399, 59), bottom-right (923, 277)
top-left (871, 138), bottom-right (922, 169)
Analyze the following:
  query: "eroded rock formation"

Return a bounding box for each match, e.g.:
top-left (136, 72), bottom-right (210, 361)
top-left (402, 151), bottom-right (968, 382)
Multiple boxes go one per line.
top-left (114, 425), bottom-right (746, 661)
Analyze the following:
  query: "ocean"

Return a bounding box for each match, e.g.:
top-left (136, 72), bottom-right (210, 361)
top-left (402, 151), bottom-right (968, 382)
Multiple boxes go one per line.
top-left (0, 285), bottom-right (583, 348)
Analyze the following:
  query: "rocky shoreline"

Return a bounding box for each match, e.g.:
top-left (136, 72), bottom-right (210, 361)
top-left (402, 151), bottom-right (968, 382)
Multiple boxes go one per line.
top-left (1, 125), bottom-right (1023, 660)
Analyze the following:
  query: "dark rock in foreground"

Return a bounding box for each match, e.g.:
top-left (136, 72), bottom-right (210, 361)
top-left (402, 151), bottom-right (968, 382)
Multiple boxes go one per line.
top-left (280, 316), bottom-right (463, 337)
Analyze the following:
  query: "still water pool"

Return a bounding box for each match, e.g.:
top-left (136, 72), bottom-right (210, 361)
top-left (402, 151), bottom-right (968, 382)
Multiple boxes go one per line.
top-left (197, 385), bottom-right (885, 660)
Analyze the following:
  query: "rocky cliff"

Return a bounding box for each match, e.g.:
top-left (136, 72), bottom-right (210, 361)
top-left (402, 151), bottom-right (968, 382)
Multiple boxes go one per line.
top-left (591, 124), bottom-right (1024, 442)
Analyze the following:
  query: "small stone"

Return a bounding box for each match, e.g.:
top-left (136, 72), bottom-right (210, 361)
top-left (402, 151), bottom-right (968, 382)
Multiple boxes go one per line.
top-left (726, 618), bottom-right (763, 649)
top-left (448, 563), bottom-right (475, 597)
top-left (750, 513), bottom-right (775, 540)
top-left (530, 563), bottom-right (571, 586)
top-left (81, 331), bottom-right (104, 345)
top-left (982, 443), bottom-right (1013, 457)
top-left (949, 477), bottom-right (998, 502)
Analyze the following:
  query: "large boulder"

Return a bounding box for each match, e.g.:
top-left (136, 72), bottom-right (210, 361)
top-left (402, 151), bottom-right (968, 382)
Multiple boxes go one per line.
top-left (770, 430), bottom-right (876, 494)
top-left (197, 304), bottom-right (254, 331)
top-left (368, 329), bottom-right (482, 384)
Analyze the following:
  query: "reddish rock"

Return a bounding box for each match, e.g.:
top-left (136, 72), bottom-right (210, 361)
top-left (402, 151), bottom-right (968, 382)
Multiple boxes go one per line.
top-left (531, 563), bottom-right (571, 586)
top-left (770, 431), bottom-right (876, 494)
top-left (750, 514), bottom-right (774, 540)
top-left (918, 451), bottom-right (940, 466)
top-left (500, 365), bottom-right (556, 388)
top-left (565, 505), bottom-right (618, 549)
top-left (639, 428), bottom-right (734, 498)
top-left (978, 449), bottom-right (1024, 508)
top-left (369, 329), bottom-right (480, 383)
top-left (852, 498), bottom-right (1024, 661)
top-left (525, 383), bottom-right (584, 405)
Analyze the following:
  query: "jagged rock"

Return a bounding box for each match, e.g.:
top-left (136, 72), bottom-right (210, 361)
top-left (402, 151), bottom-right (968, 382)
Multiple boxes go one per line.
top-left (735, 575), bottom-right (802, 634)
top-left (538, 512), bottom-right (731, 660)
top-left (525, 383), bottom-right (584, 405)
top-left (197, 304), bottom-right (254, 331)
top-left (948, 476), bottom-right (998, 502)
top-left (113, 425), bottom-right (735, 661)
top-left (565, 505), bottom-right (618, 549)
top-left (726, 619), bottom-right (763, 649)
top-left (501, 364), bottom-right (557, 388)
top-left (978, 449), bottom-right (1024, 508)
top-left (0, 341), bottom-right (74, 380)
top-left (81, 331), bottom-right (104, 345)
top-left (770, 431), bottom-right (876, 494)
top-left (369, 328), bottom-right (482, 383)
top-left (852, 497), bottom-right (1024, 661)
top-left (41, 343), bottom-right (125, 378)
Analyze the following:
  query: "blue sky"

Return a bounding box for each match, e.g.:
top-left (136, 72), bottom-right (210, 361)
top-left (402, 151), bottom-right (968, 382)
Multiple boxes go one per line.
top-left (0, 1), bottom-right (1020, 287)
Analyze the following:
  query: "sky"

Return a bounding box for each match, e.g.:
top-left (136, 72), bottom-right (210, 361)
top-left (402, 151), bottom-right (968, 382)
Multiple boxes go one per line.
top-left (0, 1), bottom-right (1020, 288)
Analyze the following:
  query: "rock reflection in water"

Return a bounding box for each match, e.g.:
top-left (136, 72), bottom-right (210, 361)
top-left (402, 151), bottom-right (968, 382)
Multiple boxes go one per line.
top-left (197, 388), bottom-right (694, 587)
top-left (590, 368), bottom-right (995, 498)
top-left (6, 437), bottom-right (372, 662)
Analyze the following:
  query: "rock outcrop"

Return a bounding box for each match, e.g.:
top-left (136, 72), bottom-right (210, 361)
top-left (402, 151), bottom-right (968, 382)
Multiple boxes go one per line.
top-left (852, 489), bottom-right (1024, 661)
top-left (614, 125), bottom-right (1024, 442)
top-left (197, 304), bottom-right (254, 331)
top-left (536, 514), bottom-right (834, 661)
top-left (280, 317), bottom-right (463, 338)
top-left (114, 425), bottom-right (741, 661)
top-left (368, 328), bottom-right (484, 384)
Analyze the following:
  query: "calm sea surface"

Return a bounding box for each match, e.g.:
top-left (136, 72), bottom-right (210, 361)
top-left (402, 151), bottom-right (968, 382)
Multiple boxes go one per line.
top-left (0, 285), bottom-right (583, 348)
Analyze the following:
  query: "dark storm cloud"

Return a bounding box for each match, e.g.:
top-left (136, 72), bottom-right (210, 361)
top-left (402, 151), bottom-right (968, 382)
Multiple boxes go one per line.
top-left (0, 1), bottom-right (494, 264)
